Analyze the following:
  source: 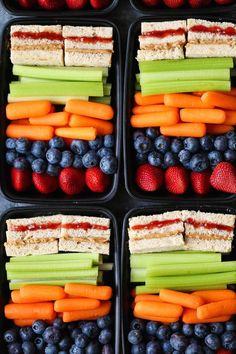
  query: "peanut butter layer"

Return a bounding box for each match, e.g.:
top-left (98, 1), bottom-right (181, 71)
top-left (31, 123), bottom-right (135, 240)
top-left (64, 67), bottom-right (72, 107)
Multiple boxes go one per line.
top-left (12, 44), bottom-right (63, 51)
top-left (131, 231), bottom-right (182, 241)
top-left (66, 48), bottom-right (112, 54)
top-left (188, 40), bottom-right (236, 45)
top-left (63, 236), bottom-right (108, 244)
top-left (140, 42), bottom-right (185, 50)
top-left (4, 237), bottom-right (57, 246)
top-left (186, 233), bottom-right (232, 241)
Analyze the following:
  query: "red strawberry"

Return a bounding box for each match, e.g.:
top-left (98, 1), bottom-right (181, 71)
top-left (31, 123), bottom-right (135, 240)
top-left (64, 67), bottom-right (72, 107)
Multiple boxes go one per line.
top-left (85, 167), bottom-right (110, 193)
top-left (32, 172), bottom-right (58, 194)
top-left (214, 0), bottom-right (233, 4)
top-left (165, 166), bottom-right (189, 194)
top-left (11, 168), bottom-right (32, 192)
top-left (188, 0), bottom-right (211, 7)
top-left (59, 167), bottom-right (85, 195)
top-left (191, 170), bottom-right (211, 195)
top-left (141, 0), bottom-right (160, 7)
top-left (210, 162), bottom-right (236, 193)
top-left (217, 350), bottom-right (233, 354)
top-left (37, 0), bottom-right (65, 10)
top-left (17, 0), bottom-right (36, 8)
top-left (89, 0), bottom-right (111, 9)
top-left (66, 0), bottom-right (88, 9)
top-left (135, 164), bottom-right (164, 192)
top-left (163, 0), bottom-right (184, 8)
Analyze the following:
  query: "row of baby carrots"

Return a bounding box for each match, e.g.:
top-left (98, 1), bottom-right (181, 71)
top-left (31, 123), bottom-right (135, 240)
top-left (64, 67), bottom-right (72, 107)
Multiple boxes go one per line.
top-left (5, 284), bottom-right (112, 325)
top-left (6, 99), bottom-right (114, 141)
top-left (133, 289), bottom-right (236, 324)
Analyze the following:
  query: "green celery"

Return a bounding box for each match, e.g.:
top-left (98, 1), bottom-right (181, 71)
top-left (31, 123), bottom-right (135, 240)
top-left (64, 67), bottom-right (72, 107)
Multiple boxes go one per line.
top-left (135, 284), bottom-right (227, 295)
top-left (99, 263), bottom-right (114, 271)
top-left (9, 278), bottom-right (97, 290)
top-left (103, 83), bottom-right (112, 96)
top-left (10, 253), bottom-right (100, 265)
top-left (19, 77), bottom-right (59, 83)
top-left (8, 94), bottom-right (88, 104)
top-left (131, 268), bottom-right (146, 282)
top-left (91, 96), bottom-right (111, 105)
top-left (6, 259), bottom-right (93, 272)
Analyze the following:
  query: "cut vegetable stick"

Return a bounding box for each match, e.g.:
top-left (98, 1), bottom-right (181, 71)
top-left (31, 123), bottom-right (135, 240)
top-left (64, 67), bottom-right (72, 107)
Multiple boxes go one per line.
top-left (63, 301), bottom-right (111, 322)
top-left (135, 284), bottom-right (227, 295)
top-left (20, 285), bottom-right (66, 302)
top-left (12, 119), bottom-right (30, 125)
top-left (180, 109), bottom-right (225, 124)
top-left (131, 110), bottom-right (179, 128)
top-left (159, 289), bottom-right (204, 309)
top-left (192, 290), bottom-right (236, 303)
top-left (69, 114), bottom-right (113, 135)
top-left (224, 110), bottom-right (236, 125)
top-left (9, 279), bottom-right (97, 290)
top-left (134, 301), bottom-right (183, 318)
top-left (14, 319), bottom-right (36, 327)
top-left (182, 308), bottom-right (230, 324)
top-left (202, 92), bottom-right (236, 110)
top-left (160, 123), bottom-right (206, 137)
top-left (132, 105), bottom-right (178, 115)
top-left (29, 112), bottom-right (70, 127)
top-left (164, 94), bottom-right (214, 109)
top-left (65, 100), bottom-right (113, 120)
top-left (197, 299), bottom-right (236, 320)
top-left (8, 95), bottom-right (88, 105)
top-left (6, 101), bottom-right (51, 120)
top-left (134, 92), bottom-right (164, 106)
top-left (226, 87), bottom-right (236, 97)
top-left (54, 298), bottom-right (100, 312)
top-left (193, 92), bottom-right (205, 96)
top-left (6, 259), bottom-right (93, 272)
top-left (5, 302), bottom-right (56, 320)
top-left (133, 310), bottom-right (179, 323)
top-left (134, 295), bottom-right (161, 303)
top-left (206, 124), bottom-right (234, 135)
top-left (55, 127), bottom-right (96, 141)
top-left (65, 284), bottom-right (112, 300)
top-left (10, 253), bottom-right (100, 264)
top-left (6, 124), bottom-right (54, 140)
top-left (8, 268), bottom-right (98, 280)
top-left (11, 291), bottom-right (40, 304)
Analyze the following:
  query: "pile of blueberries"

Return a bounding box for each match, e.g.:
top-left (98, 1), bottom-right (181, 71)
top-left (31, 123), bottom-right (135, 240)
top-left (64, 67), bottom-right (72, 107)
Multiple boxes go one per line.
top-left (6, 135), bottom-right (117, 176)
top-left (4, 316), bottom-right (113, 354)
top-left (127, 318), bottom-right (236, 353)
top-left (133, 128), bottom-right (236, 172)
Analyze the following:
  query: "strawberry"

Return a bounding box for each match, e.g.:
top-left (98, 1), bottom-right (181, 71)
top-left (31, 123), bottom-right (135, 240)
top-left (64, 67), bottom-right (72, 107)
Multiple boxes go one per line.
top-left (32, 172), bottom-right (58, 194)
top-left (165, 166), bottom-right (189, 194)
top-left (17, 0), bottom-right (37, 8)
top-left (191, 170), bottom-right (211, 195)
top-left (11, 168), bottom-right (32, 192)
top-left (163, 0), bottom-right (184, 8)
top-left (66, 0), bottom-right (88, 9)
top-left (141, 0), bottom-right (160, 6)
top-left (89, 0), bottom-right (111, 9)
top-left (214, 0), bottom-right (234, 4)
top-left (85, 167), bottom-right (110, 193)
top-left (59, 167), bottom-right (85, 195)
top-left (37, 0), bottom-right (65, 10)
top-left (188, 0), bottom-right (211, 7)
top-left (217, 350), bottom-right (233, 354)
top-left (135, 164), bottom-right (164, 192)
top-left (210, 162), bottom-right (236, 193)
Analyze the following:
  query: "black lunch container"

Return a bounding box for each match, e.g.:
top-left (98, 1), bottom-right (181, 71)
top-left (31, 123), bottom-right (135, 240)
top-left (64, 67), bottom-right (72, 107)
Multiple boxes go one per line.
top-left (0, 17), bottom-right (122, 205)
top-left (0, 205), bottom-right (121, 354)
top-left (123, 16), bottom-right (236, 204)
top-left (121, 204), bottom-right (236, 354)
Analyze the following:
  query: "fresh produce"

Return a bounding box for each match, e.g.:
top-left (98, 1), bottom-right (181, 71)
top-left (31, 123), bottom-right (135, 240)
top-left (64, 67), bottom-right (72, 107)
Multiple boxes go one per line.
top-left (140, 0), bottom-right (234, 9)
top-left (15, 0), bottom-right (112, 10)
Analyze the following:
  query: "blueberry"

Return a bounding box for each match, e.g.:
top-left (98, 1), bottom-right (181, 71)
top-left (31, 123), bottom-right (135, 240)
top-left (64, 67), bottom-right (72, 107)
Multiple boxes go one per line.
top-left (184, 137), bottom-right (200, 153)
top-left (209, 322), bottom-right (224, 334)
top-left (178, 149), bottom-right (191, 165)
top-left (22, 341), bottom-right (36, 354)
top-left (82, 322), bottom-right (99, 339)
top-left (161, 340), bottom-right (173, 353)
top-left (182, 324), bottom-right (193, 337)
top-left (14, 156), bottom-right (29, 170)
top-left (146, 321), bottom-right (159, 336)
top-left (59, 336), bottom-right (71, 350)
top-left (171, 138), bottom-right (183, 154)
top-left (100, 156), bottom-right (117, 174)
top-left (204, 333), bottom-right (220, 350)
top-left (131, 343), bottom-right (146, 354)
top-left (136, 152), bottom-right (148, 165)
top-left (221, 331), bottom-right (236, 350)
top-left (194, 324), bottom-right (209, 338)
top-left (225, 320), bottom-right (236, 332)
top-left (4, 328), bottom-right (18, 343)
top-left (156, 325), bottom-right (171, 341)
top-left (97, 147), bottom-right (113, 159)
top-left (82, 150), bottom-right (99, 168)
top-left (146, 340), bottom-right (161, 354)
top-left (46, 148), bottom-right (62, 165)
top-left (73, 155), bottom-right (83, 168)
top-left (45, 343), bottom-right (58, 354)
top-left (228, 136), bottom-right (236, 150)
top-left (15, 138), bottom-right (30, 154)
top-left (170, 322), bottom-right (182, 332)
top-left (200, 136), bottom-right (214, 152)
top-left (185, 343), bottom-right (204, 354)
top-left (85, 340), bottom-right (101, 354)
top-left (189, 338), bottom-right (198, 346)
top-left (130, 319), bottom-right (145, 331)
top-left (154, 136), bottom-right (170, 153)
top-left (6, 150), bottom-right (19, 166)
top-left (60, 150), bottom-right (74, 168)
top-left (75, 333), bottom-right (89, 348)
top-left (214, 135), bottom-right (228, 151)
top-left (59, 352), bottom-right (68, 354)
top-left (43, 326), bottom-right (61, 344)
top-left (224, 149), bottom-right (236, 162)
top-left (7, 342), bottom-right (22, 354)
top-left (208, 151), bottom-right (223, 168)
top-left (67, 322), bottom-right (77, 332)
top-left (134, 136), bottom-right (152, 153)
top-left (128, 330), bottom-right (143, 345)
top-left (34, 337), bottom-right (45, 351)
top-left (70, 344), bottom-right (85, 354)
top-left (26, 153), bottom-right (36, 164)
top-left (71, 328), bottom-right (82, 340)
top-left (146, 128), bottom-right (159, 140)
top-left (99, 329), bottom-right (112, 345)
top-left (49, 137), bottom-right (66, 150)
top-left (89, 136), bottom-right (103, 150)
top-left (97, 315), bottom-right (112, 329)
top-left (19, 327), bottom-right (34, 341)
top-left (104, 135), bottom-right (115, 148)
top-left (6, 138), bottom-right (16, 150)
top-left (170, 333), bottom-right (188, 351)
top-left (53, 317), bottom-right (66, 330)
top-left (102, 344), bottom-right (113, 354)
top-left (71, 140), bottom-right (89, 156)
top-left (148, 151), bottom-right (163, 167)
top-left (164, 151), bottom-right (178, 167)
top-left (47, 164), bottom-right (60, 177)
top-left (190, 153), bottom-right (209, 172)
top-left (133, 130), bottom-right (144, 140)
top-left (32, 320), bottom-right (47, 335)
top-left (31, 141), bottom-right (47, 158)
top-left (31, 158), bottom-right (47, 174)
top-left (203, 345), bottom-right (215, 354)
top-left (226, 131), bottom-right (236, 139)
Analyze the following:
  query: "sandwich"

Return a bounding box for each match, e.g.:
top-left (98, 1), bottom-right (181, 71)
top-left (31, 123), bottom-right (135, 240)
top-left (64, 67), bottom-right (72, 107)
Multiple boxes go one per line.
top-left (137, 21), bottom-right (187, 61)
top-left (186, 19), bottom-right (236, 58)
top-left (63, 26), bottom-right (113, 67)
top-left (10, 25), bottom-right (64, 66)
top-left (59, 215), bottom-right (111, 255)
top-left (128, 211), bottom-right (185, 254)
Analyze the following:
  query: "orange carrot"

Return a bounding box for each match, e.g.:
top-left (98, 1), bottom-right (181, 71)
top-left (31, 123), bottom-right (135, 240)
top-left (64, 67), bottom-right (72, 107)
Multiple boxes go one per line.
top-left (29, 112), bottom-right (70, 127)
top-left (11, 291), bottom-right (36, 304)
top-left (5, 302), bottom-right (56, 320)
top-left (20, 285), bottom-right (66, 302)
top-left (134, 92), bottom-right (164, 106)
top-left (6, 124), bottom-right (54, 140)
top-left (159, 289), bottom-right (205, 309)
top-left (6, 101), bottom-right (52, 120)
top-left (132, 105), bottom-right (178, 115)
top-left (50, 105), bottom-right (55, 113)
top-left (202, 92), bottom-right (236, 110)
top-left (192, 290), bottom-right (236, 303)
top-left (14, 319), bottom-right (35, 327)
top-left (193, 92), bottom-right (205, 96)
top-left (64, 284), bottom-right (112, 300)
top-left (133, 310), bottom-right (179, 323)
top-left (55, 127), bottom-right (96, 141)
top-left (182, 308), bottom-right (230, 324)
top-left (164, 94), bottom-right (214, 109)
top-left (134, 295), bottom-right (161, 303)
top-left (180, 109), bottom-right (225, 124)
top-left (69, 114), bottom-right (113, 135)
top-left (225, 88), bottom-right (236, 97)
top-left (131, 110), bottom-right (179, 128)
top-left (65, 100), bottom-right (114, 120)
top-left (134, 301), bottom-right (183, 318)
top-left (160, 123), bottom-right (206, 137)
top-left (206, 124), bottom-right (234, 135)
top-left (63, 301), bottom-right (111, 322)
top-left (224, 111), bottom-right (236, 125)
top-left (12, 119), bottom-right (30, 125)
top-left (54, 298), bottom-right (101, 312)
top-left (197, 299), bottom-right (236, 320)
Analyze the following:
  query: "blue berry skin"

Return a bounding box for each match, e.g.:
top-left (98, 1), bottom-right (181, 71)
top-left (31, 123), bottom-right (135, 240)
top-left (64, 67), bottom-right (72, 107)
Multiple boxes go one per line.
top-left (182, 324), bottom-right (194, 337)
top-left (7, 343), bottom-right (22, 354)
top-left (84, 340), bottom-right (101, 354)
top-left (102, 344), bottom-right (113, 354)
top-left (49, 137), bottom-right (65, 150)
top-left (46, 148), bottom-right (62, 165)
top-left (208, 151), bottom-right (223, 168)
top-left (13, 156), bottom-right (29, 170)
top-left (148, 151), bottom-right (163, 167)
top-left (89, 136), bottom-right (103, 150)
top-left (194, 324), bottom-right (209, 339)
top-left (205, 334), bottom-right (221, 350)
top-left (71, 140), bottom-right (89, 156)
top-left (67, 322), bottom-right (77, 332)
top-left (75, 334), bottom-right (89, 348)
top-left (104, 135), bottom-right (115, 148)
top-left (224, 149), bottom-right (236, 163)
top-left (131, 343), bottom-right (146, 354)
top-left (154, 136), bottom-right (170, 154)
top-left (45, 344), bottom-right (58, 354)
top-left (203, 345), bottom-right (215, 354)
top-left (221, 331), bottom-right (236, 350)
top-left (170, 322), bottom-right (182, 332)
top-left (97, 147), bottom-right (113, 159)
top-left (47, 164), bottom-right (60, 177)
top-left (130, 319), bottom-right (146, 331)
top-left (31, 141), bottom-right (47, 158)
top-left (146, 128), bottom-right (159, 140)
top-left (82, 150), bottom-right (99, 168)
top-left (156, 325), bottom-right (171, 341)
top-left (34, 337), bottom-right (45, 351)
top-left (22, 341), bottom-right (36, 354)
top-left (6, 150), bottom-right (19, 166)
top-left (146, 321), bottom-right (159, 336)
top-left (26, 153), bottom-right (36, 164)
top-left (32, 320), bottom-right (47, 335)
top-left (209, 322), bottom-right (224, 334)
top-left (134, 136), bottom-right (152, 154)
top-left (128, 330), bottom-right (143, 345)
top-left (136, 152), bottom-right (148, 165)
top-left (97, 316), bottom-right (112, 329)
top-left (225, 320), bottom-right (236, 332)
top-left (170, 333), bottom-right (189, 351)
top-left (214, 136), bottom-right (228, 151)
top-left (4, 328), bottom-right (18, 343)
top-left (43, 326), bottom-right (61, 344)
top-left (71, 328), bottom-right (82, 340)
top-left (73, 155), bottom-right (83, 169)
top-left (161, 340), bottom-right (173, 353)
top-left (189, 153), bottom-right (209, 172)
top-left (184, 138), bottom-right (200, 153)
top-left (178, 149), bottom-right (191, 165)
top-left (228, 137), bottom-right (236, 150)
top-left (133, 130), bottom-right (144, 141)
top-left (82, 322), bottom-right (99, 339)
top-left (60, 150), bottom-right (74, 168)
top-left (53, 317), bottom-right (66, 330)
top-left (226, 131), bottom-right (236, 139)
top-left (146, 340), bottom-right (161, 354)
top-left (19, 327), bottom-right (34, 341)
top-left (59, 336), bottom-right (71, 350)
top-left (15, 138), bottom-right (30, 154)
top-left (69, 344), bottom-right (85, 354)
top-left (98, 329), bottom-right (112, 345)
top-left (6, 138), bottom-right (16, 150)
top-left (171, 138), bottom-right (183, 154)
top-left (200, 136), bottom-right (214, 152)
top-left (31, 158), bottom-right (47, 174)
top-left (185, 343), bottom-right (204, 354)
top-left (59, 352), bottom-right (68, 354)
top-left (164, 151), bottom-right (178, 167)
top-left (100, 156), bottom-right (117, 175)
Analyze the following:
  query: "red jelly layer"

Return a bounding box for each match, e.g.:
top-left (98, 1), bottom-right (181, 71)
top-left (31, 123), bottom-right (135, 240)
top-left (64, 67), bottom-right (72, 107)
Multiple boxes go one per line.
top-left (190, 25), bottom-right (236, 36)
top-left (12, 31), bottom-right (63, 41)
top-left (66, 36), bottom-right (112, 44)
top-left (142, 28), bottom-right (185, 39)
top-left (131, 219), bottom-right (181, 231)
top-left (13, 222), bottom-right (61, 232)
top-left (186, 218), bottom-right (233, 232)
top-left (62, 223), bottom-right (108, 231)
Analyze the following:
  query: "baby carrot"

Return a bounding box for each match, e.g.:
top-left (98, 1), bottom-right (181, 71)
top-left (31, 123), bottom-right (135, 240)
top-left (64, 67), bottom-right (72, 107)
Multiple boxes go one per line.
top-left (159, 289), bottom-right (205, 309)
top-left (65, 284), bottom-right (112, 300)
top-left (134, 92), bottom-right (164, 106)
top-left (180, 109), bottom-right (225, 124)
top-left (160, 123), bottom-right (206, 137)
top-left (11, 291), bottom-right (37, 304)
top-left (206, 124), bottom-right (234, 135)
top-left (12, 119), bottom-right (30, 125)
top-left (14, 319), bottom-right (35, 327)
top-left (6, 124), bottom-right (54, 140)
top-left (63, 301), bottom-right (111, 322)
top-left (132, 105), bottom-right (178, 115)
top-left (65, 100), bottom-right (114, 120)
top-left (6, 101), bottom-right (52, 120)
top-left (29, 112), bottom-right (70, 127)
top-left (55, 127), bottom-right (96, 141)
top-left (133, 310), bottom-right (179, 323)
top-left (69, 114), bottom-right (113, 135)
top-left (134, 301), bottom-right (183, 318)
top-left (54, 298), bottom-right (100, 312)
top-left (197, 299), bottom-right (236, 320)
top-left (202, 92), bottom-right (236, 110)
top-left (192, 290), bottom-right (236, 303)
top-left (193, 92), bottom-right (205, 96)
top-left (20, 285), bottom-right (66, 302)
top-left (131, 110), bottom-right (179, 128)
top-left (224, 111), bottom-right (236, 125)
top-left (164, 94), bottom-right (214, 109)
top-left (182, 308), bottom-right (230, 324)
top-left (134, 295), bottom-right (161, 303)
top-left (5, 302), bottom-right (56, 320)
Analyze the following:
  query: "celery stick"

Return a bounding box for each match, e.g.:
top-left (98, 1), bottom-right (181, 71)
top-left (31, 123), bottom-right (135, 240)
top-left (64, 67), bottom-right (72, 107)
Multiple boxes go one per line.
top-left (9, 278), bottom-right (97, 290)
top-left (19, 77), bottom-right (60, 83)
top-left (146, 272), bottom-right (236, 288)
top-left (103, 83), bottom-right (112, 96)
top-left (139, 58), bottom-right (234, 73)
top-left (135, 284), bottom-right (227, 295)
top-left (10, 82), bottom-right (103, 97)
top-left (131, 269), bottom-right (146, 282)
top-left (7, 94), bottom-right (88, 104)
top-left (141, 80), bottom-right (231, 96)
top-left (6, 259), bottom-right (93, 272)
top-left (91, 96), bottom-right (111, 105)
top-left (99, 263), bottom-right (113, 271)
top-left (10, 253), bottom-right (100, 265)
